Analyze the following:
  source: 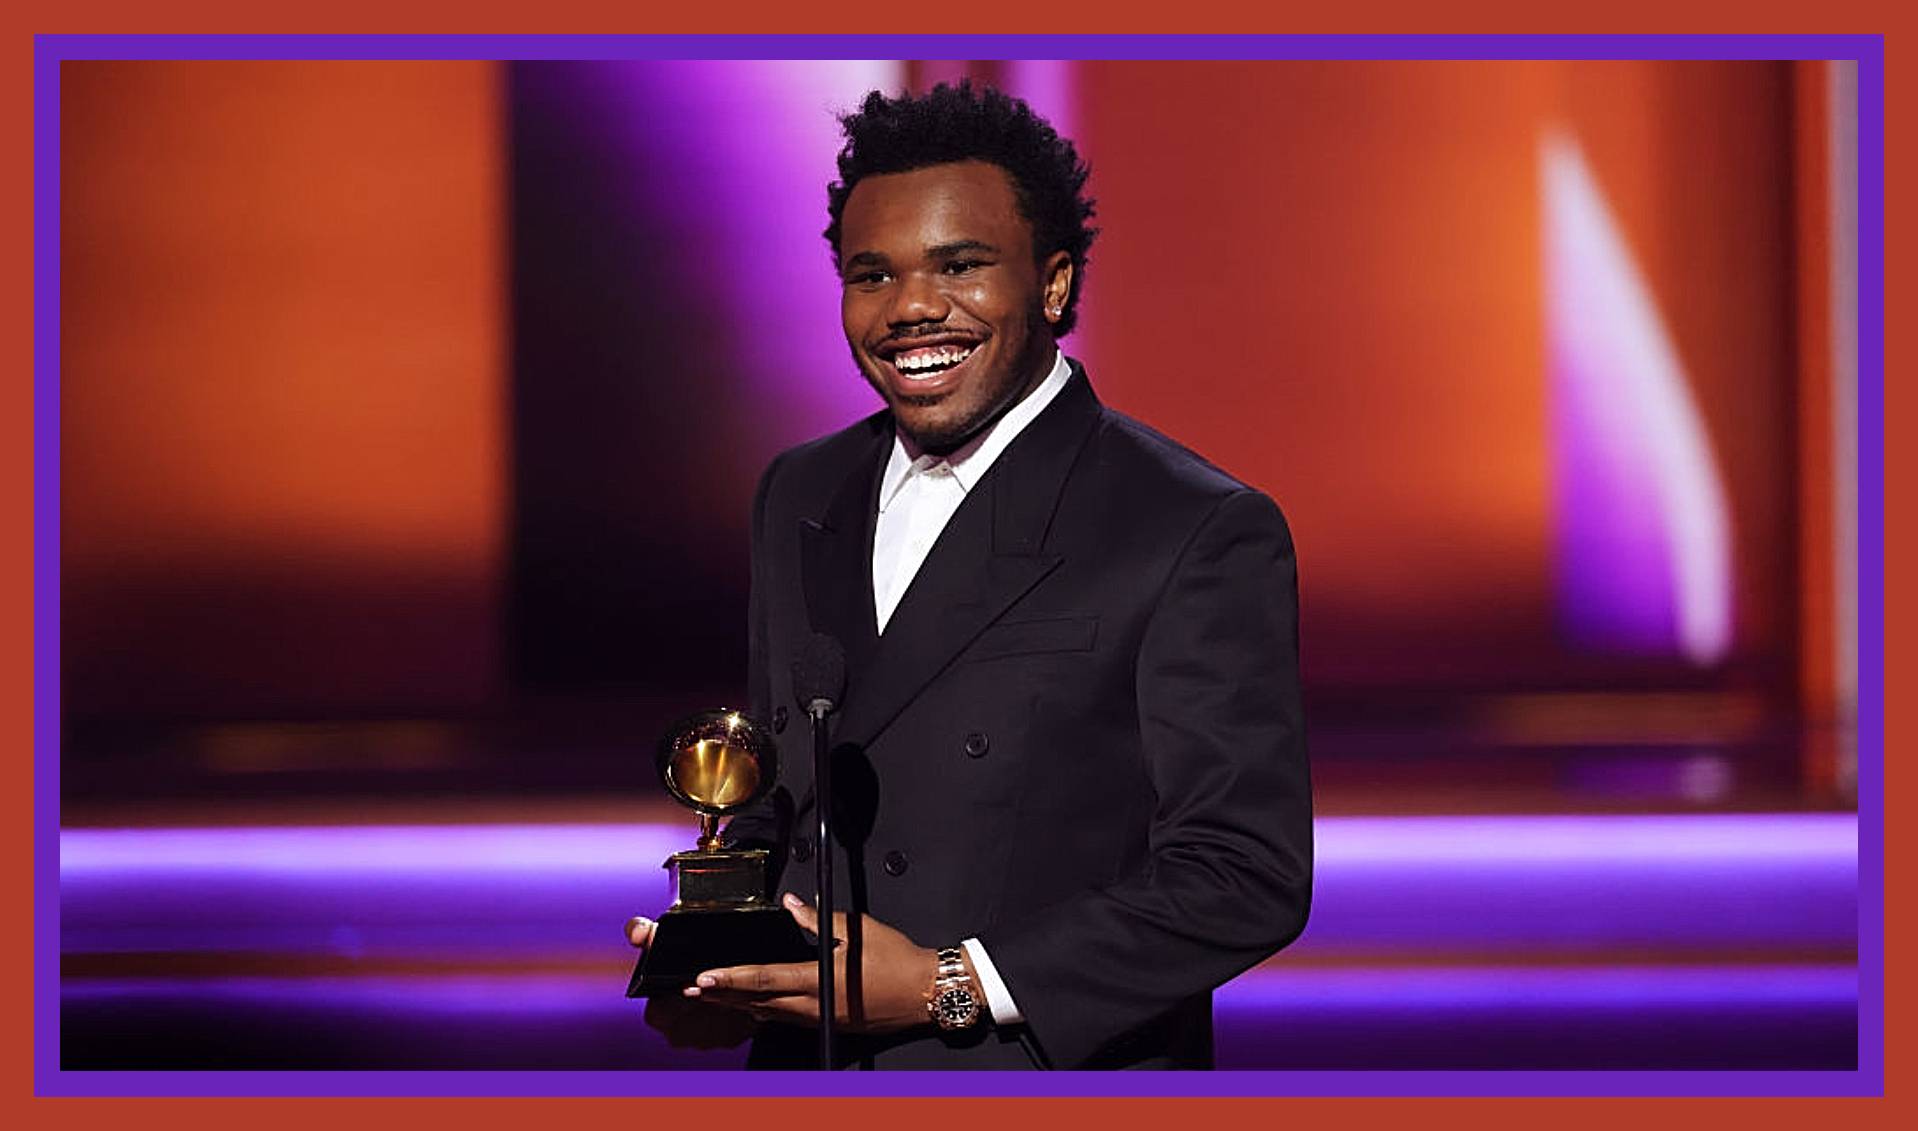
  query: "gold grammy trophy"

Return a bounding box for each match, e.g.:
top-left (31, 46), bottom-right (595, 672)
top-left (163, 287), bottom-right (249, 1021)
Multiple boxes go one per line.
top-left (627, 708), bottom-right (812, 997)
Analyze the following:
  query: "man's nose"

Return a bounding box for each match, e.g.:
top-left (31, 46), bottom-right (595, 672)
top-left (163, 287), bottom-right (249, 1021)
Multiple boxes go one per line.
top-left (887, 271), bottom-right (949, 326)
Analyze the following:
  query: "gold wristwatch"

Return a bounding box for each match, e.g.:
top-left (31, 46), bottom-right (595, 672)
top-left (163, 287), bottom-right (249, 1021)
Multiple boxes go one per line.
top-left (926, 946), bottom-right (984, 1031)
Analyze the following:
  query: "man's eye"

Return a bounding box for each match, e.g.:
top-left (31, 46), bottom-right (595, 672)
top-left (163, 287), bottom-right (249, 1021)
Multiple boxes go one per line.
top-left (942, 259), bottom-right (985, 275)
top-left (846, 270), bottom-right (891, 286)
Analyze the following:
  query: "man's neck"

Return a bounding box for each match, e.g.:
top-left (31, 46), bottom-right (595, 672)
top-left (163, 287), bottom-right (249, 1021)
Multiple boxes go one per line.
top-left (904, 344), bottom-right (1060, 460)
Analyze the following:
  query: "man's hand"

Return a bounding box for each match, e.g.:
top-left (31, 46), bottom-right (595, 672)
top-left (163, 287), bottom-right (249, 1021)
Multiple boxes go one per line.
top-left (624, 915), bottom-right (757, 1050)
top-left (684, 893), bottom-right (940, 1034)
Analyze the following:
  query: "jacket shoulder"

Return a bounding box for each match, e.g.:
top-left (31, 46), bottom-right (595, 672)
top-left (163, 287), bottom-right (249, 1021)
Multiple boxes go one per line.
top-left (1089, 406), bottom-right (1280, 517)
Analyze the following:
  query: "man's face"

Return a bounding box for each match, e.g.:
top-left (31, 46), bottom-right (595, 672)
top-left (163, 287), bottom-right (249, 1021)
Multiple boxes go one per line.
top-left (838, 160), bottom-right (1073, 455)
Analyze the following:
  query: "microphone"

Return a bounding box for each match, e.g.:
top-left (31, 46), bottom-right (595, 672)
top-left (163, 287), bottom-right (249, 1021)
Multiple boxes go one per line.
top-left (792, 634), bottom-right (847, 720)
top-left (791, 633), bottom-right (846, 1070)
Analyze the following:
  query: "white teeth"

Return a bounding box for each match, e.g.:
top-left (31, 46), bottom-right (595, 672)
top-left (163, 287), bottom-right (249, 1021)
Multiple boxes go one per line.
top-left (893, 345), bottom-right (974, 373)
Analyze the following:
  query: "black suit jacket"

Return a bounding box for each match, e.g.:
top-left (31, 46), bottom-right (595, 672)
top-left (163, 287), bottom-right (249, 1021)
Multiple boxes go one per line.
top-left (725, 362), bottom-right (1311, 1069)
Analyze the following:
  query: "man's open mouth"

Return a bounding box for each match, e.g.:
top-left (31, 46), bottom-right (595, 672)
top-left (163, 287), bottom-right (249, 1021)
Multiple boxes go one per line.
top-left (887, 343), bottom-right (978, 381)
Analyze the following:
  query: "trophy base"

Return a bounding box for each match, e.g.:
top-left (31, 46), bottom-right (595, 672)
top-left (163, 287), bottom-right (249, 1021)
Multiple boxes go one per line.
top-left (627, 904), bottom-right (815, 998)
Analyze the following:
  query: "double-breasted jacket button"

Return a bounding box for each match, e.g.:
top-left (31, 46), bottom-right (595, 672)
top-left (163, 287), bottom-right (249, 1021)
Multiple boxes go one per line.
top-left (772, 706), bottom-right (789, 734)
top-left (963, 731), bottom-right (990, 758)
top-left (882, 850), bottom-right (910, 876)
top-left (791, 835), bottom-right (813, 862)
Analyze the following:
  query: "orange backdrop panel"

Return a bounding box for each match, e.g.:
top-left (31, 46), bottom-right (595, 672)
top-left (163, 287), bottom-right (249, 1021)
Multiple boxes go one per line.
top-left (1078, 60), bottom-right (1793, 687)
top-left (61, 61), bottom-right (506, 715)
top-left (1079, 61), bottom-right (1555, 685)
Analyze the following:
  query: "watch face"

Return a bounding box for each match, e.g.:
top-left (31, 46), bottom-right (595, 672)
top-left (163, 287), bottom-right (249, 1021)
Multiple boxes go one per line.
top-left (932, 986), bottom-right (980, 1029)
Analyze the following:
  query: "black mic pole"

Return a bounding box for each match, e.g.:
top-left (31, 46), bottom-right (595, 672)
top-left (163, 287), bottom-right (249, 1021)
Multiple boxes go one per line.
top-left (809, 693), bottom-right (834, 1070)
top-left (793, 635), bottom-right (847, 1071)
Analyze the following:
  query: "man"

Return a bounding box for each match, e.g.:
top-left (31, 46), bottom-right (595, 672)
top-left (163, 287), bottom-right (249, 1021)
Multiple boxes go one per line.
top-left (628, 80), bottom-right (1310, 1069)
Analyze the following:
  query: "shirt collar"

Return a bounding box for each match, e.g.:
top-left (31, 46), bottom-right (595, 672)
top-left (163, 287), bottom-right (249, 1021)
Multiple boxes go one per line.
top-left (877, 349), bottom-right (1074, 513)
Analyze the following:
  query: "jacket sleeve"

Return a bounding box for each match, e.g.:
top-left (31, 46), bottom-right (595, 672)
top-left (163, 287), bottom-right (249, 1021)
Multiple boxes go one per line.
top-left (977, 488), bottom-right (1312, 1068)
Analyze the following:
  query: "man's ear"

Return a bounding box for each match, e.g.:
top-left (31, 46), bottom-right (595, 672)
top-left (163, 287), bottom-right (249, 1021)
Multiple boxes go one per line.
top-left (1041, 250), bottom-right (1073, 325)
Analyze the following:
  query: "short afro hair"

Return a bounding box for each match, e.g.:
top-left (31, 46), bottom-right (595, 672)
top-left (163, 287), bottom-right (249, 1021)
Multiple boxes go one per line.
top-left (824, 80), bottom-right (1099, 337)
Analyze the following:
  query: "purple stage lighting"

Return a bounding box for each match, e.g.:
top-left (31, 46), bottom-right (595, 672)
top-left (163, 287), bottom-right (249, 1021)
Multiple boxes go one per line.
top-left (61, 813), bottom-right (1856, 958)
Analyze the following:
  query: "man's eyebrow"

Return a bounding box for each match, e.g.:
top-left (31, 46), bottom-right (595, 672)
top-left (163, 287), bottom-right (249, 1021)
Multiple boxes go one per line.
top-left (841, 240), bottom-right (1000, 273)
top-left (927, 239), bottom-right (1000, 258)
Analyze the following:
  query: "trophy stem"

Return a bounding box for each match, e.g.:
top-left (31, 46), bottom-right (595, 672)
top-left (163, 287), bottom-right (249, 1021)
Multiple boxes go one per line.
top-left (696, 811), bottom-right (722, 851)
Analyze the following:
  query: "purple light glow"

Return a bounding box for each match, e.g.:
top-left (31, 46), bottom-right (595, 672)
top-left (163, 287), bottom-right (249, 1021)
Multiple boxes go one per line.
top-left (60, 814), bottom-right (1856, 957)
top-left (579, 60), bottom-right (906, 453)
top-left (1312, 813), bottom-right (1855, 950)
top-left (1543, 131), bottom-right (1734, 665)
top-left (61, 823), bottom-right (685, 875)
top-left (1220, 964), bottom-right (1856, 1011)
top-left (63, 963), bottom-right (1855, 1016)
top-left (64, 973), bottom-right (626, 1017)
top-left (1318, 813), bottom-right (1852, 863)
top-left (1213, 965), bottom-right (1857, 1069)
top-left (60, 964), bottom-right (1856, 1071)
top-left (1001, 60), bottom-right (1077, 150)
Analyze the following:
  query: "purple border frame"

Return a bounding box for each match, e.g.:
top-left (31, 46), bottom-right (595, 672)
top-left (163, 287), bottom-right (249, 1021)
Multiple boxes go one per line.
top-left (33, 33), bottom-right (1886, 1099)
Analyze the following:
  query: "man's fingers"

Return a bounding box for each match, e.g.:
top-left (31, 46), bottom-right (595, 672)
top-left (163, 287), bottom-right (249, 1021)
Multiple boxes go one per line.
top-left (782, 892), bottom-right (818, 935)
top-left (779, 892), bottom-right (849, 943)
top-left (688, 960), bottom-right (816, 997)
top-left (624, 916), bottom-right (654, 949)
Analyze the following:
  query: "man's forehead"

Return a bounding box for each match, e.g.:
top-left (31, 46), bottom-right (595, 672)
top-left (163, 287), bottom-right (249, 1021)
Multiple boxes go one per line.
top-left (839, 160), bottom-right (1030, 253)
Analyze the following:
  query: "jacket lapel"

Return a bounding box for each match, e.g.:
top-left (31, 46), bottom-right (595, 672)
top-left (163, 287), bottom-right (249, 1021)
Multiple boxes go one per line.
top-left (799, 426), bottom-right (886, 674)
top-left (829, 367), bottom-right (1102, 751)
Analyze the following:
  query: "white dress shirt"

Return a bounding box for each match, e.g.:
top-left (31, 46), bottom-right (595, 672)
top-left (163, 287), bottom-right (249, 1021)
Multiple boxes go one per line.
top-left (869, 348), bottom-right (1074, 1027)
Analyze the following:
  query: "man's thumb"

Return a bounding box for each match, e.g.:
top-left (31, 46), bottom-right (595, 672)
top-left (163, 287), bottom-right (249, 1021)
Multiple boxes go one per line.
top-left (624, 915), bottom-right (655, 949)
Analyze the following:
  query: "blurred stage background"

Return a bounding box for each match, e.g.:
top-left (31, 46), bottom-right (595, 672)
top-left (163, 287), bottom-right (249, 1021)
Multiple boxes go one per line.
top-left (58, 58), bottom-right (1861, 1070)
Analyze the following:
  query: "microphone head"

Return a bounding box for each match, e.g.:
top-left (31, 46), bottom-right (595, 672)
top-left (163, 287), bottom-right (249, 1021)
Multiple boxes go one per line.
top-left (792, 634), bottom-right (847, 715)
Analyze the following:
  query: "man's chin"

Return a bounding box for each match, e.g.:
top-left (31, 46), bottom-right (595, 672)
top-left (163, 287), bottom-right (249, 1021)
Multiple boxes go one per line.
top-left (893, 409), bottom-right (979, 456)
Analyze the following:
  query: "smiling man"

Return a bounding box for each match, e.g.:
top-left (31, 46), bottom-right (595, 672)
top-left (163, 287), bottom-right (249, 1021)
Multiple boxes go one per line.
top-left (838, 157), bottom-right (1071, 457)
top-left (629, 81), bottom-right (1312, 1070)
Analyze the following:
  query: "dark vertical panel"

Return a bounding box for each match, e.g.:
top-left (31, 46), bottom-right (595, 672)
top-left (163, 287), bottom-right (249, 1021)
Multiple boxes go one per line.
top-left (506, 64), bottom-right (750, 693)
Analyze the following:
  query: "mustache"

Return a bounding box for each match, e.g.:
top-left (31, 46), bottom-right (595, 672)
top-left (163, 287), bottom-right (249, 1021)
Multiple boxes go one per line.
top-left (881, 324), bottom-right (977, 347)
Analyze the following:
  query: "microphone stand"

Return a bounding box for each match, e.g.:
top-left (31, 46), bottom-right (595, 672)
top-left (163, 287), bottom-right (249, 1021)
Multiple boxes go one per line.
top-left (794, 633), bottom-right (846, 1072)
top-left (807, 696), bottom-right (835, 1071)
